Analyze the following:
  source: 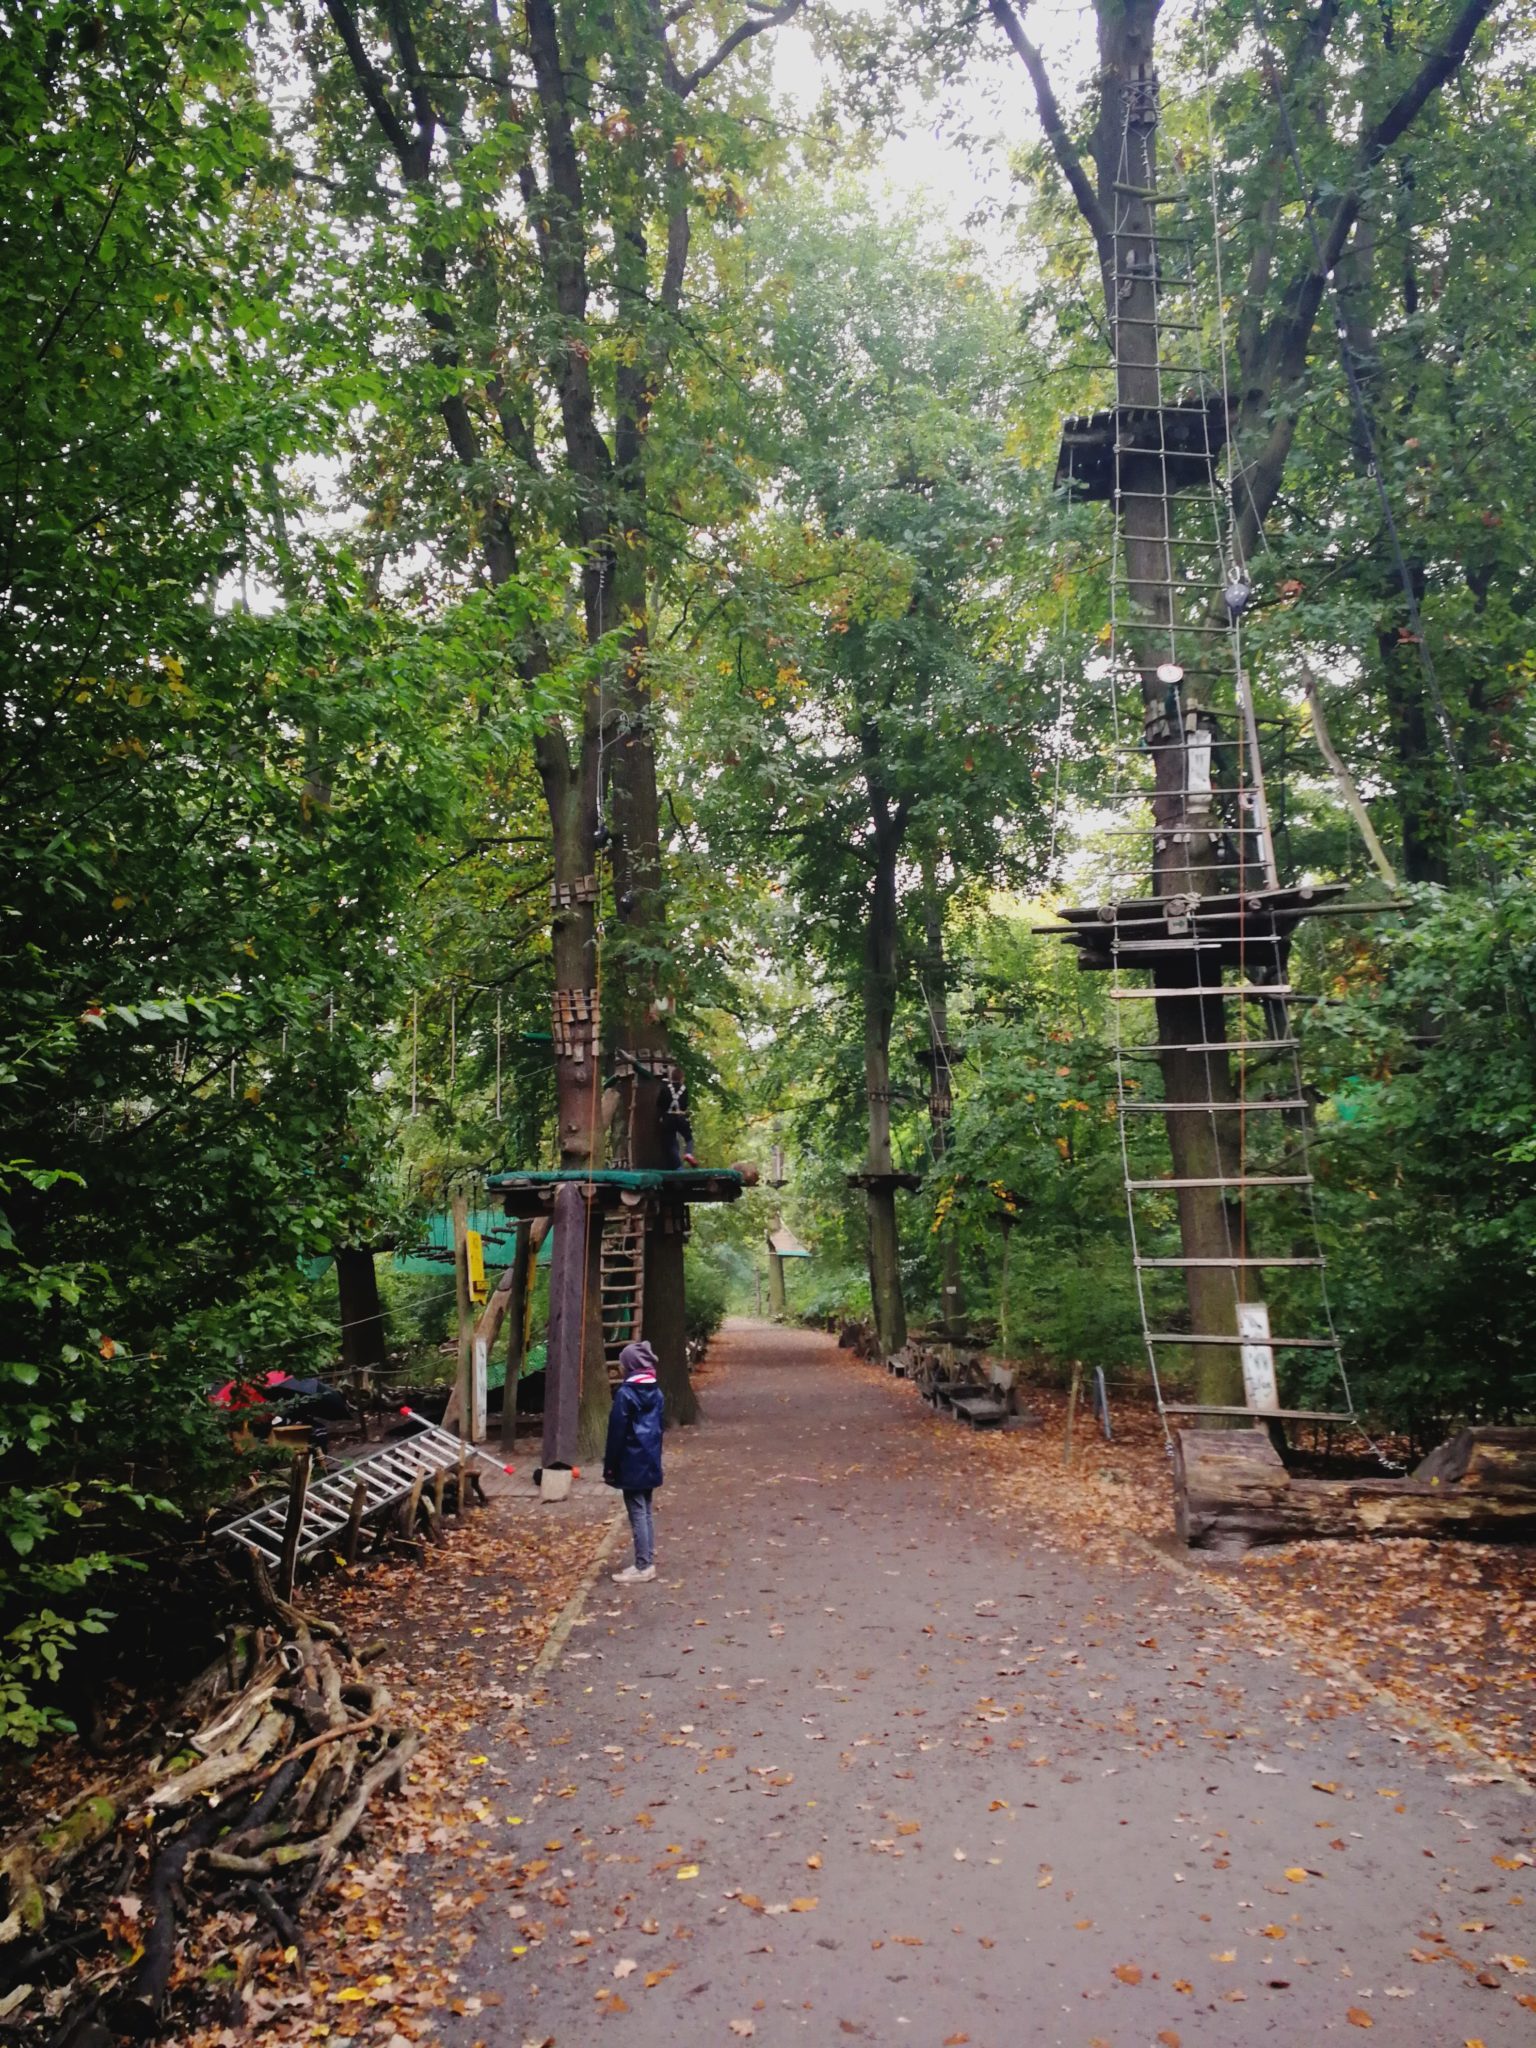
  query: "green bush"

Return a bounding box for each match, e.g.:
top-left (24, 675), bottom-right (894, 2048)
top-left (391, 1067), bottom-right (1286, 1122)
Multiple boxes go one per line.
top-left (683, 1252), bottom-right (729, 1349)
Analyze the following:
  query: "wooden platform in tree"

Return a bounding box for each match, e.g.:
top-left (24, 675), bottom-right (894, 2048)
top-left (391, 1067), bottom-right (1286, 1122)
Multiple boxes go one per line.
top-left (1055, 397), bottom-right (1227, 500)
top-left (486, 1165), bottom-right (749, 1218)
top-left (1034, 883), bottom-right (1362, 973)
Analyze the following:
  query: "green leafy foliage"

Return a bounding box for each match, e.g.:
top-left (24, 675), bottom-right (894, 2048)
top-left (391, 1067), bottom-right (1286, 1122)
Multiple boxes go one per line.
top-left (0, 1), bottom-right (537, 1738)
top-left (1301, 873), bottom-right (1536, 1441)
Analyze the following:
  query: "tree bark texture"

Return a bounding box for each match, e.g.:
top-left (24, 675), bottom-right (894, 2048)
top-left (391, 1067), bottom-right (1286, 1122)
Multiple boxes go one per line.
top-left (862, 793), bottom-right (907, 1359)
top-left (922, 888), bottom-right (964, 1337)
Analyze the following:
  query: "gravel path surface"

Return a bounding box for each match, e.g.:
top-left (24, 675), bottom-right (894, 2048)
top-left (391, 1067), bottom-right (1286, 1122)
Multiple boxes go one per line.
top-left (427, 1319), bottom-right (1535, 2048)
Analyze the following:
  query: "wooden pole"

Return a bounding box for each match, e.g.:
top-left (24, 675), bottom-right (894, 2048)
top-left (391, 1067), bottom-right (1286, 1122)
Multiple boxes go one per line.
top-left (1062, 1362), bottom-right (1083, 1471)
top-left (501, 1220), bottom-right (535, 1450)
top-left (543, 1182), bottom-right (586, 1473)
top-left (766, 1240), bottom-right (787, 1320)
top-left (451, 1189), bottom-right (474, 1443)
top-left (276, 1449), bottom-right (312, 1601)
top-left (342, 1475), bottom-right (368, 1565)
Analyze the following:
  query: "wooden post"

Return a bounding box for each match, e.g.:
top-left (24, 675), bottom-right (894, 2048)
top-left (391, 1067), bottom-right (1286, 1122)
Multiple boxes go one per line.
top-left (335, 1247), bottom-right (386, 1379)
top-left (276, 1449), bottom-right (312, 1601)
top-left (451, 1190), bottom-right (474, 1443)
top-left (543, 1182), bottom-right (586, 1473)
top-left (342, 1475), bottom-right (368, 1565)
top-left (766, 1239), bottom-right (786, 1319)
top-left (501, 1219), bottom-right (535, 1450)
top-left (397, 1473), bottom-right (424, 1549)
top-left (1062, 1362), bottom-right (1083, 1471)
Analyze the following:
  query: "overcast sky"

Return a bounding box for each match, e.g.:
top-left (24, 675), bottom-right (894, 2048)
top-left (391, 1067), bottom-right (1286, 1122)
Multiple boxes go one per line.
top-left (771, 0), bottom-right (1103, 241)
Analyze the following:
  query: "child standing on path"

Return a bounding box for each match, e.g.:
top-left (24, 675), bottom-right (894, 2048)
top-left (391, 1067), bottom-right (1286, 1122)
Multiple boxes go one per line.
top-left (604, 1339), bottom-right (664, 1584)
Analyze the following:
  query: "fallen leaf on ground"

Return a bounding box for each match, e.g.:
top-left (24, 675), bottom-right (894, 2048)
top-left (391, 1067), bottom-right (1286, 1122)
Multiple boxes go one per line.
top-left (1346, 2009), bottom-right (1374, 2029)
top-left (1112, 1963), bottom-right (1142, 1985)
top-left (613, 1959), bottom-right (637, 1979)
top-left (729, 2023), bottom-right (755, 2038)
top-left (789, 1897), bottom-right (819, 1912)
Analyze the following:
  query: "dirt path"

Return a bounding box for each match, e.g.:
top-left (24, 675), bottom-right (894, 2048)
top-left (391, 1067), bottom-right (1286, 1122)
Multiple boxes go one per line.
top-left (297, 1320), bottom-right (1535, 2048)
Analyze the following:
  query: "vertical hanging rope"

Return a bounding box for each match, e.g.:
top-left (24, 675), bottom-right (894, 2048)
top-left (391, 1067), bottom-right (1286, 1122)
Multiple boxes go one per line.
top-left (410, 993), bottom-right (418, 1117)
top-left (495, 993), bottom-right (503, 1122)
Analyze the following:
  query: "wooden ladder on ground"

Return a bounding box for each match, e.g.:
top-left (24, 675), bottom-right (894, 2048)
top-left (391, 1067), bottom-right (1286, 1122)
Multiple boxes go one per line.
top-left (600, 1211), bottom-right (645, 1381)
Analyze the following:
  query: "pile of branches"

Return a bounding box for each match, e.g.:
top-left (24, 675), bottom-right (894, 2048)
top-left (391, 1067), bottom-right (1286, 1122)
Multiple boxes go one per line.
top-left (0, 1560), bottom-right (416, 2044)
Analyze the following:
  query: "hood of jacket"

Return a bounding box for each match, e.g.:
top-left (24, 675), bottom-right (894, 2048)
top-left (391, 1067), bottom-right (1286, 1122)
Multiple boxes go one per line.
top-left (619, 1339), bottom-right (658, 1382)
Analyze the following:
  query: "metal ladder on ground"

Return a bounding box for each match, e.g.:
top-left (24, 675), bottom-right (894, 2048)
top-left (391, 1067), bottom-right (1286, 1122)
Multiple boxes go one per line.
top-left (215, 1414), bottom-right (488, 1568)
top-left (600, 1210), bottom-right (645, 1381)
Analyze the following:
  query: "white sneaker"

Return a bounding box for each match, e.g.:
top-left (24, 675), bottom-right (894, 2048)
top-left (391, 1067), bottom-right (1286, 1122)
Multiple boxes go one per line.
top-left (612, 1564), bottom-right (656, 1583)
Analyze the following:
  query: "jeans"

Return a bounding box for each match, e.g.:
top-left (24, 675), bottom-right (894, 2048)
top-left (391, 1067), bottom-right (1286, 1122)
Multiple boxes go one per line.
top-left (623, 1488), bottom-right (655, 1569)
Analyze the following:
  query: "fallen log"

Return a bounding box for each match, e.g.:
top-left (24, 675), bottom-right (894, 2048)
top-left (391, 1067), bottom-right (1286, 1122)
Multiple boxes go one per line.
top-left (1174, 1428), bottom-right (1536, 1556)
top-left (1413, 1426), bottom-right (1536, 1490)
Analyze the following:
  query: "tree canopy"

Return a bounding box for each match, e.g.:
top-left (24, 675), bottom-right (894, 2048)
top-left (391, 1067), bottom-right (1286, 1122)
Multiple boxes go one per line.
top-left (2, 0), bottom-right (1533, 1742)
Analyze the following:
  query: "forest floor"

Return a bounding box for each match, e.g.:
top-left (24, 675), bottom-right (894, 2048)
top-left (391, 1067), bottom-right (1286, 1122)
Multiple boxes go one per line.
top-left (198, 1316), bottom-right (1536, 2048)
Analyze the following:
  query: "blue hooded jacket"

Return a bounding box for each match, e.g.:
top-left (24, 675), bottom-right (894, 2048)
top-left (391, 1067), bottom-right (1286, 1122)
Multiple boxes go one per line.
top-left (603, 1341), bottom-right (665, 1492)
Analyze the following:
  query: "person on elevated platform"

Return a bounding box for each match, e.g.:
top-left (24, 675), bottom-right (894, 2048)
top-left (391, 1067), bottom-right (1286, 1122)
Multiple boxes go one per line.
top-left (659, 1062), bottom-right (697, 1170)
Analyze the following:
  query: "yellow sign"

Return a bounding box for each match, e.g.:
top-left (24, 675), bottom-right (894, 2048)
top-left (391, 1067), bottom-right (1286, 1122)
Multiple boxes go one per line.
top-left (465, 1228), bottom-right (487, 1305)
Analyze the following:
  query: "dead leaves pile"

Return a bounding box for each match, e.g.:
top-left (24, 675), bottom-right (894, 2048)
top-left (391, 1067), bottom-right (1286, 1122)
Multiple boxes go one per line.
top-left (173, 1484), bottom-right (618, 2048)
top-left (1235, 1536), bottom-right (1536, 1780)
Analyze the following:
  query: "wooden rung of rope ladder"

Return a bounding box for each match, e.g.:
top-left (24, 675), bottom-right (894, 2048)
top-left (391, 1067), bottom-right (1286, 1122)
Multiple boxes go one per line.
top-left (600, 1212), bottom-right (646, 1378)
top-left (1110, 983), bottom-right (1295, 1000)
top-left (1144, 1332), bottom-right (1338, 1349)
top-left (215, 1414), bottom-right (500, 1568)
top-left (1161, 1403), bottom-right (1356, 1424)
top-left (1118, 1039), bottom-right (1298, 1057)
top-left (1126, 1174), bottom-right (1312, 1189)
top-left (1135, 1254), bottom-right (1325, 1269)
top-left (1120, 1097), bottom-right (1309, 1113)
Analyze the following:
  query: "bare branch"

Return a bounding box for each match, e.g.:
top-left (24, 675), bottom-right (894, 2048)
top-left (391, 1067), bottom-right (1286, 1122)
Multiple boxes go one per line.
top-left (987, 0), bottom-right (1111, 252)
top-left (322, 0), bottom-right (414, 168)
top-left (382, 0), bottom-right (439, 159)
top-left (674, 0), bottom-right (807, 98)
top-left (1360, 0), bottom-right (1499, 162)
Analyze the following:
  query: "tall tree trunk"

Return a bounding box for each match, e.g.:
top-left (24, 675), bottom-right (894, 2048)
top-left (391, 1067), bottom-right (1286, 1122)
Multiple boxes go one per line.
top-left (921, 887), bottom-right (964, 1338)
top-left (1096, 0), bottom-right (1244, 1401)
top-left (863, 811), bottom-right (907, 1359)
top-left (335, 1248), bottom-right (385, 1375)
